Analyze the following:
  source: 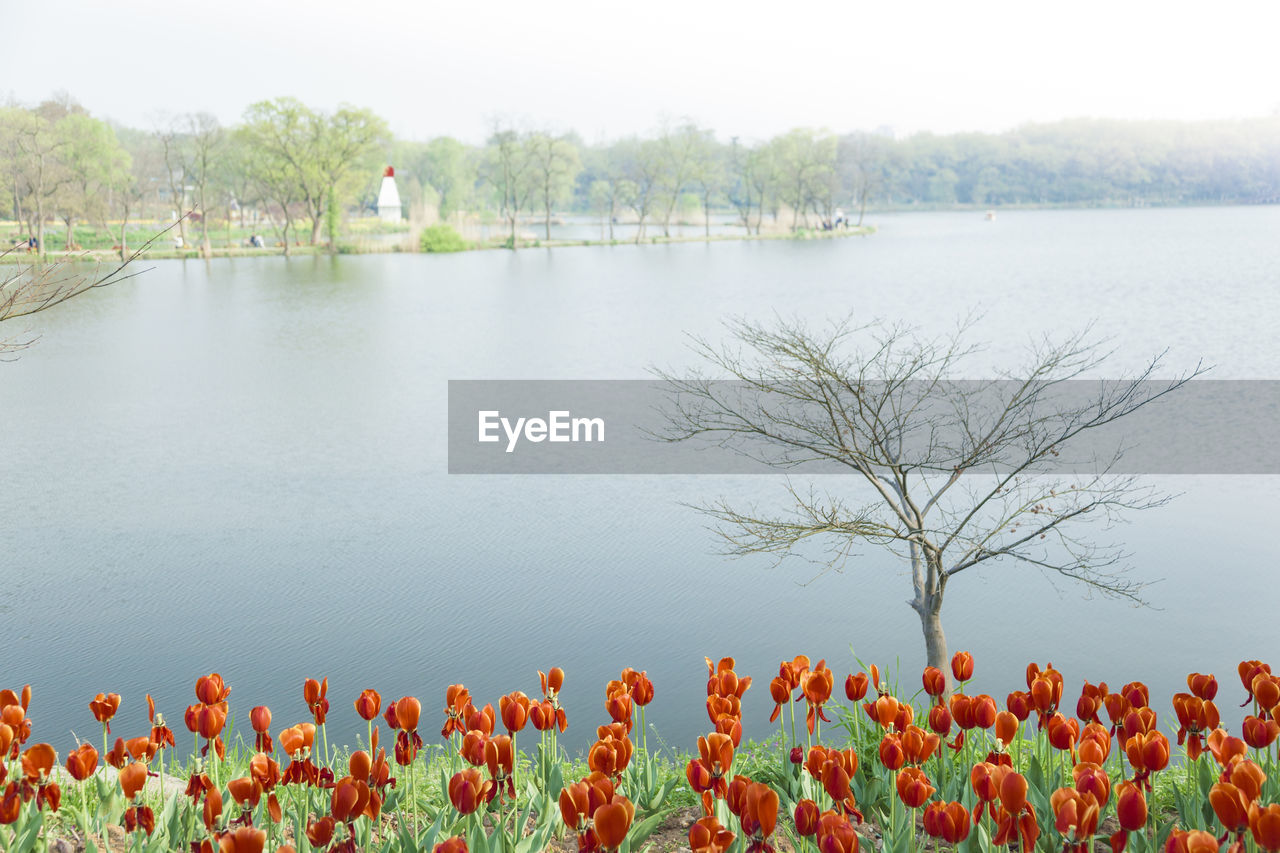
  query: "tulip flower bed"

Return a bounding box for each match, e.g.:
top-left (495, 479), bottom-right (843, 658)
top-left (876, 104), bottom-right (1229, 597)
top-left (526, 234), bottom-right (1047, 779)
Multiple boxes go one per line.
top-left (2, 656), bottom-right (1280, 853)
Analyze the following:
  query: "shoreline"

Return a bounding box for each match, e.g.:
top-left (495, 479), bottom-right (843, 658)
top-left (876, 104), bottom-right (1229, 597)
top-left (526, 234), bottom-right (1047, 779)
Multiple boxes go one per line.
top-left (1, 224), bottom-right (876, 264)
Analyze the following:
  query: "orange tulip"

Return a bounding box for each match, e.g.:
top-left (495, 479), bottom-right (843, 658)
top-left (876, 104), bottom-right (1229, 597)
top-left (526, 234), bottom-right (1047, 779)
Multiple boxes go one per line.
top-left (629, 671), bottom-right (654, 707)
top-left (194, 673), bottom-right (230, 705)
top-left (1244, 715), bottom-right (1280, 749)
top-left (19, 742), bottom-right (54, 783)
top-left (971, 695), bottom-right (998, 729)
top-left (120, 761), bottom-right (148, 800)
top-left (89, 693), bottom-right (122, 732)
top-left (395, 696), bottom-right (421, 732)
top-left (1211, 782), bottom-right (1250, 835)
top-left (706, 657), bottom-right (752, 699)
top-left (1165, 830), bottom-right (1220, 853)
top-left (441, 685), bottom-right (470, 737)
top-left (541, 667), bottom-right (565, 698)
top-left (1047, 713), bottom-right (1079, 753)
top-left (952, 652), bottom-right (974, 683)
top-left (249, 705), bottom-right (272, 753)
top-left (896, 767), bottom-right (935, 809)
top-left (434, 838), bottom-right (468, 853)
top-left (922, 667), bottom-right (947, 699)
top-left (485, 735), bottom-right (516, 801)
top-left (1051, 788), bottom-right (1099, 851)
top-left (307, 817), bottom-right (336, 847)
top-left (355, 689), bottom-right (381, 723)
top-left (845, 672), bottom-right (869, 702)
top-left (1251, 803), bottom-right (1280, 852)
top-left (1006, 690), bottom-right (1032, 722)
top-left (1223, 758), bottom-right (1266, 802)
top-left (331, 776), bottom-right (371, 824)
top-left (449, 767), bottom-right (492, 814)
top-left (500, 691), bottom-right (530, 733)
top-left (588, 797), bottom-right (632, 851)
top-left (879, 733), bottom-right (905, 770)
top-left (216, 827), bottom-right (266, 853)
top-left (800, 661), bottom-right (835, 735)
top-left (690, 815), bottom-right (736, 853)
top-left (1073, 762), bottom-right (1111, 806)
top-left (1208, 730), bottom-right (1249, 768)
top-left (1253, 674), bottom-right (1280, 712)
top-left (817, 811), bottom-right (859, 853)
top-left (794, 799), bottom-right (821, 837)
top-left (202, 785), bottom-right (223, 830)
top-left (998, 770), bottom-right (1028, 815)
top-left (303, 678), bottom-right (329, 725)
top-left (1186, 672), bottom-right (1218, 701)
top-left (738, 781), bottom-right (779, 850)
top-left (923, 801), bottom-right (971, 844)
top-left (901, 725), bottom-right (939, 765)
top-left (928, 704), bottom-right (953, 737)
top-left (1125, 730), bottom-right (1170, 787)
top-left (66, 743), bottom-right (99, 781)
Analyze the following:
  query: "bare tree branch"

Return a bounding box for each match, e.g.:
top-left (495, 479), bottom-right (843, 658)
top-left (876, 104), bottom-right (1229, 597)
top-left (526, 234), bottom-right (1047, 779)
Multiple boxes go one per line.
top-left (654, 316), bottom-right (1209, 676)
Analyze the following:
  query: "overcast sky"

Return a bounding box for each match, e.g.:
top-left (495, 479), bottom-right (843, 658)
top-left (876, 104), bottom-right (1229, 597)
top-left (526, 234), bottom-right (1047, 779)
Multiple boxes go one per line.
top-left (5, 0), bottom-right (1278, 143)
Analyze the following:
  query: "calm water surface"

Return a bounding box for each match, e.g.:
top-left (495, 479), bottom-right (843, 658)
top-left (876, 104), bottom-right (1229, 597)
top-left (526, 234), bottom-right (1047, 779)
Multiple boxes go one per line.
top-left (3, 206), bottom-right (1279, 754)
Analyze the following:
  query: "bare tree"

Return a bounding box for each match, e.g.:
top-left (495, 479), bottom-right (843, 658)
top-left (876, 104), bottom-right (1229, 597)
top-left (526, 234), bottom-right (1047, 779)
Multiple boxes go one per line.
top-left (1, 225), bottom-right (172, 356)
top-left (657, 317), bottom-right (1204, 684)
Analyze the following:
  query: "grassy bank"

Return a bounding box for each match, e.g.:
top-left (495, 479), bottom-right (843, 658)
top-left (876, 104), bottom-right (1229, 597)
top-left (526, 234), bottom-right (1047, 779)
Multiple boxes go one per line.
top-left (1, 224), bottom-right (874, 264)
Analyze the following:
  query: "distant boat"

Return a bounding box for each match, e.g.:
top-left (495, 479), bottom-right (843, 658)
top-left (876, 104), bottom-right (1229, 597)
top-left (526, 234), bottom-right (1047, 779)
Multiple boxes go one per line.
top-left (984, 210), bottom-right (997, 221)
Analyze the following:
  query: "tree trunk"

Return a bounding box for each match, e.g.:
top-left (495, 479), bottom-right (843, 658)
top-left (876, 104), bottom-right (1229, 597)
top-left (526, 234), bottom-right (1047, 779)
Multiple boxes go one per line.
top-left (545, 200), bottom-right (551, 242)
top-left (704, 193), bottom-right (711, 238)
top-left (917, 601), bottom-right (949, 685)
top-left (64, 216), bottom-right (75, 250)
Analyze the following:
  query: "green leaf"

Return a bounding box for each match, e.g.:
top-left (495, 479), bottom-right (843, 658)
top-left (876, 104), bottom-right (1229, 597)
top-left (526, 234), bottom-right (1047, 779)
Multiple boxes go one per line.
top-left (629, 808), bottom-right (675, 847)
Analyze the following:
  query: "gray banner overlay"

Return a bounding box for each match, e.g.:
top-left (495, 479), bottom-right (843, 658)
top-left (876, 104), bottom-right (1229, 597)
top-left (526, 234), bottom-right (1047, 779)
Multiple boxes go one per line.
top-left (448, 380), bottom-right (1280, 474)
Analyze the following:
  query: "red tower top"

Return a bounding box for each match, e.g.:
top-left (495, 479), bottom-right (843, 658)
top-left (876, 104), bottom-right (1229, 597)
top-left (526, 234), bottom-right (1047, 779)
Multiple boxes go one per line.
top-left (384, 166), bottom-right (395, 178)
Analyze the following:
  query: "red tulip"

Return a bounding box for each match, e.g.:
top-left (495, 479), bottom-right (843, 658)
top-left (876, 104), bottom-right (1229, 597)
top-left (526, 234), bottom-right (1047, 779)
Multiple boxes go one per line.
top-left (951, 652), bottom-right (974, 683)
top-left (923, 801), bottom-right (971, 844)
top-left (794, 799), bottom-right (821, 837)
top-left (449, 768), bottom-right (493, 814)
top-left (896, 767), bottom-right (935, 809)
top-left (629, 671), bottom-right (654, 707)
top-left (500, 691), bottom-right (530, 733)
top-left (1252, 803), bottom-right (1280, 852)
top-left (66, 743), bottom-right (99, 781)
top-left (1188, 672), bottom-right (1218, 702)
top-left (89, 693), bottom-right (122, 732)
top-left (922, 667), bottom-right (947, 699)
top-left (845, 672), bottom-right (869, 702)
top-left (303, 678), bottom-right (329, 725)
top-left (928, 704), bottom-right (953, 737)
top-left (355, 689), bottom-right (381, 722)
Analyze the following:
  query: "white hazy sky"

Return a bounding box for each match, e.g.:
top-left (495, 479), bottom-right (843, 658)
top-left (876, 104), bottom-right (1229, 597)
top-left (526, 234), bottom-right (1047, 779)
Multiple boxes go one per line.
top-left (4, 0), bottom-right (1279, 142)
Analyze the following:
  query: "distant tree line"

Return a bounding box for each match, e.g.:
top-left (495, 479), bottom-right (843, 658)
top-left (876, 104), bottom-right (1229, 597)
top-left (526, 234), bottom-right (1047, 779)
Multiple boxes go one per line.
top-left (4, 92), bottom-right (1279, 255)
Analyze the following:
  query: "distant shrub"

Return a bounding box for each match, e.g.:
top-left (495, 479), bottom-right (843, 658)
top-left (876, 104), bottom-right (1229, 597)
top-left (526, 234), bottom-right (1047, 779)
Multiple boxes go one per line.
top-left (420, 225), bottom-right (468, 253)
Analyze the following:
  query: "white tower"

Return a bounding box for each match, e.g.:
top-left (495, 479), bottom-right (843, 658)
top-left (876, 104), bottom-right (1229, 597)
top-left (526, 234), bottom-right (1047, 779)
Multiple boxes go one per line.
top-left (376, 166), bottom-right (402, 223)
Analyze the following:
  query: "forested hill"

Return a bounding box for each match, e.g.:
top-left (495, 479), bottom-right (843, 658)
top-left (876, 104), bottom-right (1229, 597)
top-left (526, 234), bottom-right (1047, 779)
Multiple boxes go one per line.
top-left (880, 118), bottom-right (1280, 206)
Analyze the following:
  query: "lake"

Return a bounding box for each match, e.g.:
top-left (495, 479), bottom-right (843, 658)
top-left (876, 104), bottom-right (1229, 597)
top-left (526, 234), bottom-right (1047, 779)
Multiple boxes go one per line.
top-left (3, 205), bottom-right (1280, 757)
